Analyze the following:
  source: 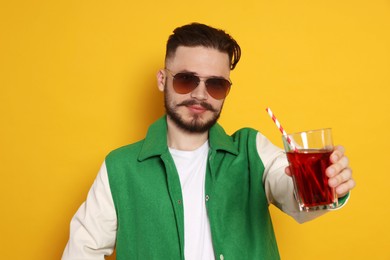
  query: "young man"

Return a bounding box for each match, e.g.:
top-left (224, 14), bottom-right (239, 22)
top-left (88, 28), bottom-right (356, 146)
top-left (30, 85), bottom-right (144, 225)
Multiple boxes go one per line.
top-left (63, 23), bottom-right (355, 259)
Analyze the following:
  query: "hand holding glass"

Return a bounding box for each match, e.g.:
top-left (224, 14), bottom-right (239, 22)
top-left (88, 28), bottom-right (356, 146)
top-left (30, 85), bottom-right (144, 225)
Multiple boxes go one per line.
top-left (283, 128), bottom-right (338, 211)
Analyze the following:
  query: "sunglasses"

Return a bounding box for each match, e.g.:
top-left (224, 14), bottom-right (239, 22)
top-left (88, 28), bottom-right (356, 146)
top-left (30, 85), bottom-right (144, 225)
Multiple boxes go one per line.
top-left (165, 69), bottom-right (232, 100)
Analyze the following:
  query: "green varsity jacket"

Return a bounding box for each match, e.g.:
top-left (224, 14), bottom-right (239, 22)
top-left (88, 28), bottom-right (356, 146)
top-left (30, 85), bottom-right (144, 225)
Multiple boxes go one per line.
top-left (105, 116), bottom-right (280, 259)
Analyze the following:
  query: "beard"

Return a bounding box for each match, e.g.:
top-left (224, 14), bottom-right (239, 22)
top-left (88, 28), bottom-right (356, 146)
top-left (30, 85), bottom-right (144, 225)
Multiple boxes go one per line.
top-left (164, 87), bottom-right (223, 133)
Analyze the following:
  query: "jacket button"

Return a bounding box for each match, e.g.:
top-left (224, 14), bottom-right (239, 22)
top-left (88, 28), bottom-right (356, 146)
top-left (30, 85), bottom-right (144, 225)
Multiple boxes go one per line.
top-left (220, 254), bottom-right (224, 260)
top-left (178, 200), bottom-right (182, 204)
top-left (205, 195), bottom-right (209, 202)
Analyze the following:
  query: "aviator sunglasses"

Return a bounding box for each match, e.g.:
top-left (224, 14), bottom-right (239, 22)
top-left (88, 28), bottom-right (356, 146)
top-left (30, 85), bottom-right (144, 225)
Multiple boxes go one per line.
top-left (165, 69), bottom-right (232, 100)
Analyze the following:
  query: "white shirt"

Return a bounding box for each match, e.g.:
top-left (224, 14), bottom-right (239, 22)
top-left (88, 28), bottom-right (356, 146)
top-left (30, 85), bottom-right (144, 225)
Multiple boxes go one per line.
top-left (169, 141), bottom-right (214, 260)
top-left (62, 133), bottom-right (328, 259)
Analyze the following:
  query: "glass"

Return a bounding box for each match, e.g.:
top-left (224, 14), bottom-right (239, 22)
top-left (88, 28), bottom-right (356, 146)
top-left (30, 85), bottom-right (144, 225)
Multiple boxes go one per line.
top-left (165, 69), bottom-right (231, 100)
top-left (282, 128), bottom-right (338, 211)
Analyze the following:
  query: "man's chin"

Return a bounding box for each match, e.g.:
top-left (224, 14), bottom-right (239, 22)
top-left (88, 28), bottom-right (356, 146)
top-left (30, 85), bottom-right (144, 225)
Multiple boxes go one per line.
top-left (171, 116), bottom-right (217, 133)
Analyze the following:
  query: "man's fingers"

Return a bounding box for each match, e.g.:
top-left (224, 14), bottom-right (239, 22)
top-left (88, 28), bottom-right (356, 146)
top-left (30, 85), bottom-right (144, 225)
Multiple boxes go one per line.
top-left (330, 145), bottom-right (345, 163)
top-left (285, 166), bottom-right (292, 177)
top-left (327, 156), bottom-right (349, 178)
top-left (335, 179), bottom-right (356, 197)
top-left (328, 167), bottom-right (353, 187)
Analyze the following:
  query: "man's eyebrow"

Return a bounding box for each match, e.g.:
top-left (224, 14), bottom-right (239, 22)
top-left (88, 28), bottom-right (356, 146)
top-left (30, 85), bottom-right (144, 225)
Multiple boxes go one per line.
top-left (176, 69), bottom-right (197, 75)
top-left (177, 70), bottom-right (227, 79)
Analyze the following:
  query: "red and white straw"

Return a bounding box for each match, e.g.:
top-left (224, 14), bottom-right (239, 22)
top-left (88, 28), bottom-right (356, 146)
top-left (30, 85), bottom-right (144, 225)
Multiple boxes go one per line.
top-left (265, 107), bottom-right (297, 151)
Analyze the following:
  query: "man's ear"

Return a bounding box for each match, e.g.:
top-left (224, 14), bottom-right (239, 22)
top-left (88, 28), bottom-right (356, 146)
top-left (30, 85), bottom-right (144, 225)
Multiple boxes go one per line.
top-left (157, 69), bottom-right (166, 92)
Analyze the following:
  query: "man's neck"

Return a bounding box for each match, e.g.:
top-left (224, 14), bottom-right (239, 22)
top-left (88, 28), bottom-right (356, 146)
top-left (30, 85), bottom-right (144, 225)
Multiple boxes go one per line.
top-left (166, 117), bottom-right (209, 151)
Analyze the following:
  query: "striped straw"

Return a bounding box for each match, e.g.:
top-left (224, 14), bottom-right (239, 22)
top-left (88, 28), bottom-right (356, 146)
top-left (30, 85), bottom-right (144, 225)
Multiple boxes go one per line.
top-left (265, 107), bottom-right (298, 151)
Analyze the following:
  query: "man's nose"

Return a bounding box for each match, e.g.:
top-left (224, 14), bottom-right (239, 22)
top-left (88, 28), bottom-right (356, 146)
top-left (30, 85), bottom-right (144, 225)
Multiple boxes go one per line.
top-left (190, 80), bottom-right (208, 100)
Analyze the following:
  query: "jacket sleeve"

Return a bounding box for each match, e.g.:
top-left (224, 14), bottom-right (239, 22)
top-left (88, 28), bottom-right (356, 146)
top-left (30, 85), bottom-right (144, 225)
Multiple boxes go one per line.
top-left (256, 132), bottom-right (329, 223)
top-left (62, 162), bottom-right (117, 259)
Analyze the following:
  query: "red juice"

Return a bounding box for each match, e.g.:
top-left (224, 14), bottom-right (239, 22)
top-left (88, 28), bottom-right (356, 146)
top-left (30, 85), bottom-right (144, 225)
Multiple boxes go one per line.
top-left (287, 149), bottom-right (336, 209)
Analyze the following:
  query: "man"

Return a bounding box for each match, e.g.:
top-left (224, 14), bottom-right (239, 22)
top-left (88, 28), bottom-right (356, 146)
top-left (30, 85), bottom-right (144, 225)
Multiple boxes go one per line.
top-left (63, 23), bottom-right (355, 259)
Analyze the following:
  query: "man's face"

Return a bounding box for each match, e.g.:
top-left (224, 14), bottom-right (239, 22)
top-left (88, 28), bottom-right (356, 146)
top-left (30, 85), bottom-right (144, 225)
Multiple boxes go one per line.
top-left (161, 46), bottom-right (231, 133)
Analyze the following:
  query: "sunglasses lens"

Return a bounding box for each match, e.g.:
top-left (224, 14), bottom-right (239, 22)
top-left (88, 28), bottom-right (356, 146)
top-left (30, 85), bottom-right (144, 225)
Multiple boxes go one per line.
top-left (170, 71), bottom-right (231, 100)
top-left (205, 78), bottom-right (231, 99)
top-left (172, 73), bottom-right (199, 94)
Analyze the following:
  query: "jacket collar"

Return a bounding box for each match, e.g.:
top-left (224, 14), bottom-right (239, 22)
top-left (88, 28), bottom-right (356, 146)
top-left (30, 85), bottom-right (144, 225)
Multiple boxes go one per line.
top-left (138, 115), bottom-right (238, 161)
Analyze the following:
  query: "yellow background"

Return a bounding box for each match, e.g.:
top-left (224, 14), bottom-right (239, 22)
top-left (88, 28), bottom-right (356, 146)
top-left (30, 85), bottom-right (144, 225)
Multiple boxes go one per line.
top-left (1, 0), bottom-right (389, 259)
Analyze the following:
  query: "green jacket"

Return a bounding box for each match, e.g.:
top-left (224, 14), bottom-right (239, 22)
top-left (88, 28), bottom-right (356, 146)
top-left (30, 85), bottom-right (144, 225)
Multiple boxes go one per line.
top-left (106, 116), bottom-right (280, 259)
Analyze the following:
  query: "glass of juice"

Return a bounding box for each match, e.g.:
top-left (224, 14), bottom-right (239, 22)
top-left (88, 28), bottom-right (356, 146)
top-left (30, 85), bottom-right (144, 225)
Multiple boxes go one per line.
top-left (282, 128), bottom-right (338, 211)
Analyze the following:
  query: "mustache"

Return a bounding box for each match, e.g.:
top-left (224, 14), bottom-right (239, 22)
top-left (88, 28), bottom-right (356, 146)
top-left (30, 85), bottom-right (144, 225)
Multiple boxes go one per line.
top-left (177, 100), bottom-right (217, 112)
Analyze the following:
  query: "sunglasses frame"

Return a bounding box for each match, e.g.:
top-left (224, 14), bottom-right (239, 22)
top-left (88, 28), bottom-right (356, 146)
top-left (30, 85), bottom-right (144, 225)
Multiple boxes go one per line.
top-left (165, 69), bottom-right (232, 100)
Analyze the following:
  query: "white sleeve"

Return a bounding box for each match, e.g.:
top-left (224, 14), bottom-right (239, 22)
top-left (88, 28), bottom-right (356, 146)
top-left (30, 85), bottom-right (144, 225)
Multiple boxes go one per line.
top-left (257, 132), bottom-right (327, 223)
top-left (62, 161), bottom-right (117, 259)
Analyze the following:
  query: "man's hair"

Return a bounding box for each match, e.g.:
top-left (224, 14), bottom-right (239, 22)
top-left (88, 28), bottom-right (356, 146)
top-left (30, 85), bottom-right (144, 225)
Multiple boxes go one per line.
top-left (165, 23), bottom-right (241, 70)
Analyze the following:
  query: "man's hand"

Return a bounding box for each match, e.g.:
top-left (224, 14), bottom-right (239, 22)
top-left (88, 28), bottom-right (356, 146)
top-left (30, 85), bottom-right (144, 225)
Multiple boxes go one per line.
top-left (325, 145), bottom-right (355, 197)
top-left (285, 145), bottom-right (356, 198)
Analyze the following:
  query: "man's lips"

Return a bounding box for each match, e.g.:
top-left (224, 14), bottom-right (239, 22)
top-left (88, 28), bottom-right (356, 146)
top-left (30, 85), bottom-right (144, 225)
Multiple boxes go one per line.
top-left (187, 104), bottom-right (207, 113)
top-left (177, 100), bottom-right (216, 112)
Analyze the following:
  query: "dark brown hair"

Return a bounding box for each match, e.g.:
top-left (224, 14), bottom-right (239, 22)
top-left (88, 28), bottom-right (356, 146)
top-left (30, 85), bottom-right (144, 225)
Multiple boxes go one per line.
top-left (165, 23), bottom-right (241, 70)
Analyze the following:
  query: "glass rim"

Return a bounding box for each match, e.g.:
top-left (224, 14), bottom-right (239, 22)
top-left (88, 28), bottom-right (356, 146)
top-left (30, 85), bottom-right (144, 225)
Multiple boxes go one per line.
top-left (286, 127), bottom-right (332, 137)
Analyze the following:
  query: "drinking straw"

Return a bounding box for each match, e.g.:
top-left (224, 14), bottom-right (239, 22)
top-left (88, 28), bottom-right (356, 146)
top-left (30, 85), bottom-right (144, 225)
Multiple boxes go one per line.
top-left (265, 107), bottom-right (298, 152)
